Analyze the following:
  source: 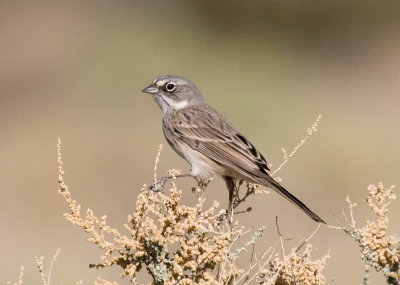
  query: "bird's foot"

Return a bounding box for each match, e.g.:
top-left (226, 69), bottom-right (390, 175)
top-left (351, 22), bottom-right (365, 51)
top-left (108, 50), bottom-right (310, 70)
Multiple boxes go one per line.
top-left (215, 210), bottom-right (232, 228)
top-left (148, 177), bottom-right (170, 194)
top-left (147, 174), bottom-right (192, 194)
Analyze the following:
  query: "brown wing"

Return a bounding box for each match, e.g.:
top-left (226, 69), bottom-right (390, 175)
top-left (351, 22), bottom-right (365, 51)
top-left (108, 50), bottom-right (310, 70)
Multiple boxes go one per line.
top-left (167, 105), bottom-right (326, 224)
top-left (169, 105), bottom-right (270, 180)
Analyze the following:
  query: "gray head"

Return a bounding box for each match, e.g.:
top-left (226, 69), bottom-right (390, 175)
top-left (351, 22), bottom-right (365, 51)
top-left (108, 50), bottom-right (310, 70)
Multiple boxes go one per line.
top-left (142, 75), bottom-right (205, 113)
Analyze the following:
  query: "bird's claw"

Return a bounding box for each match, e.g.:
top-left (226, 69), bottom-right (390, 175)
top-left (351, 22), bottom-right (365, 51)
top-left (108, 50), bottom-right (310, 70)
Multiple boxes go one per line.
top-left (148, 177), bottom-right (168, 194)
top-left (147, 174), bottom-right (192, 195)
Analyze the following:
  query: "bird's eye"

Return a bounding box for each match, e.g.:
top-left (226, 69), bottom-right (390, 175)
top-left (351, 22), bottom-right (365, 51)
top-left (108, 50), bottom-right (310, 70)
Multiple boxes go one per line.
top-left (165, 82), bottom-right (176, 92)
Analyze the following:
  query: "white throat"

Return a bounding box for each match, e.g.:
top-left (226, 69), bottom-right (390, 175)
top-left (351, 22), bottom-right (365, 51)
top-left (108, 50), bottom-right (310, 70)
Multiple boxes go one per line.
top-left (159, 95), bottom-right (188, 111)
top-left (173, 100), bottom-right (188, 109)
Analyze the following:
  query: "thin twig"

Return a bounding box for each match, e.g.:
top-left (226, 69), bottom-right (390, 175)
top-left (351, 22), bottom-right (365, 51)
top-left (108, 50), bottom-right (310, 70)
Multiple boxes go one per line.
top-left (295, 223), bottom-right (321, 253)
top-left (275, 216), bottom-right (286, 257)
top-left (17, 266), bottom-right (24, 285)
top-left (237, 246), bottom-right (276, 284)
top-left (270, 115), bottom-right (322, 177)
top-left (363, 264), bottom-right (370, 285)
top-left (153, 144), bottom-right (164, 187)
top-left (265, 224), bottom-right (322, 285)
top-left (47, 248), bottom-right (61, 285)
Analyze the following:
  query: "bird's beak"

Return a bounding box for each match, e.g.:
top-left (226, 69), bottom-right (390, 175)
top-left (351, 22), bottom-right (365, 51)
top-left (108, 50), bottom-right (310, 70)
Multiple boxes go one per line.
top-left (142, 84), bottom-right (158, 95)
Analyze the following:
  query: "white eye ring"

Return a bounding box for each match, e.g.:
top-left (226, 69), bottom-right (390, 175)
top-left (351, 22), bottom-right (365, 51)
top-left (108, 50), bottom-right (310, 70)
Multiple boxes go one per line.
top-left (165, 82), bottom-right (176, 92)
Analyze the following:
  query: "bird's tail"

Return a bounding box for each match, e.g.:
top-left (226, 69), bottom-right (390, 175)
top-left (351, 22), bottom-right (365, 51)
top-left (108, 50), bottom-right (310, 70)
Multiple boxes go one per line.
top-left (259, 176), bottom-right (326, 224)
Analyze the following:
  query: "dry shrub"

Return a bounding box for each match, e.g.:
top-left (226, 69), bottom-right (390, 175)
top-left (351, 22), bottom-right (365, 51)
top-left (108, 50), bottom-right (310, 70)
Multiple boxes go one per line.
top-left (55, 125), bottom-right (328, 284)
top-left (337, 183), bottom-right (399, 284)
top-left (6, 116), bottom-right (329, 285)
top-left (259, 244), bottom-right (329, 285)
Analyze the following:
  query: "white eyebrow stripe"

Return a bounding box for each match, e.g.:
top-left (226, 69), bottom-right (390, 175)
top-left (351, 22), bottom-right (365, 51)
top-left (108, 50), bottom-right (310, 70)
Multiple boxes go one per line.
top-left (156, 79), bottom-right (167, 87)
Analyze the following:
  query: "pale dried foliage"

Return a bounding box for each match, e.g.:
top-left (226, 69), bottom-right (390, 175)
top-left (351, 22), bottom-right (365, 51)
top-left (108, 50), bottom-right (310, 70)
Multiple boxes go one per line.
top-left (234, 222), bottom-right (328, 285)
top-left (34, 248), bottom-right (61, 285)
top-left (58, 140), bottom-right (243, 284)
top-left (54, 114), bottom-right (329, 285)
top-left (6, 116), bottom-right (329, 285)
top-left (6, 266), bottom-right (24, 285)
top-left (6, 115), bottom-right (400, 284)
top-left (337, 183), bottom-right (399, 284)
top-left (259, 244), bottom-right (329, 285)
top-left (6, 248), bottom-right (89, 285)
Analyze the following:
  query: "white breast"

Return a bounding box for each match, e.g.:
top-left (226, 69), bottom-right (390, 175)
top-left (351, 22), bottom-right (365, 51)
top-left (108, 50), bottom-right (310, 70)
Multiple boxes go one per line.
top-left (178, 142), bottom-right (225, 180)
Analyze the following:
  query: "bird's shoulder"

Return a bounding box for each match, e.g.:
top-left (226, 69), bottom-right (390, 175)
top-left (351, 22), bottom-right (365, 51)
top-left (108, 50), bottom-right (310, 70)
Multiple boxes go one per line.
top-left (168, 104), bottom-right (235, 132)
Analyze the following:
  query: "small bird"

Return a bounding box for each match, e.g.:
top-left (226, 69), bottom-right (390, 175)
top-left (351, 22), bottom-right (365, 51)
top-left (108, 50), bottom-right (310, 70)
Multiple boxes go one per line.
top-left (142, 75), bottom-right (325, 224)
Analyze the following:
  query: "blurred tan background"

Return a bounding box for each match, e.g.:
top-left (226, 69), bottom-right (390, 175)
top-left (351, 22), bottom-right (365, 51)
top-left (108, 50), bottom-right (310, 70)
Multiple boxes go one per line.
top-left (1, 0), bottom-right (399, 284)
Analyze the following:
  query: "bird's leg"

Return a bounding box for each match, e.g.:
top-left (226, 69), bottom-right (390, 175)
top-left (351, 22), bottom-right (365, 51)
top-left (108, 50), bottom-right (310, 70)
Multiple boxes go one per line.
top-left (232, 179), bottom-right (243, 204)
top-left (233, 182), bottom-right (257, 210)
top-left (223, 176), bottom-right (235, 225)
top-left (148, 174), bottom-right (192, 193)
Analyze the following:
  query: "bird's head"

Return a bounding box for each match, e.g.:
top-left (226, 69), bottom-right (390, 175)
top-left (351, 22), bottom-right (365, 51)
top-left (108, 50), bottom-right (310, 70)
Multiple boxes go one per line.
top-left (142, 75), bottom-right (204, 113)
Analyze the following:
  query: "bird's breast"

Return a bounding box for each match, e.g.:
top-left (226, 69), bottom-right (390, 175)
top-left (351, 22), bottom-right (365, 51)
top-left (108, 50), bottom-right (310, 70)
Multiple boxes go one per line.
top-left (162, 112), bottom-right (229, 180)
top-left (176, 143), bottom-right (215, 179)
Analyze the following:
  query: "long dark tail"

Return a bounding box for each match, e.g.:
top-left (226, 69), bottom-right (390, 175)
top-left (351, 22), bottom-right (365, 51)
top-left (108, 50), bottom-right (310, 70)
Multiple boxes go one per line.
top-left (259, 175), bottom-right (326, 224)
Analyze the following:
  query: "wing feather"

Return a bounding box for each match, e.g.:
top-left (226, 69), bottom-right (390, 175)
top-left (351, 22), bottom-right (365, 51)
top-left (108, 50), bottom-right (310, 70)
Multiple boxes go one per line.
top-left (169, 106), bottom-right (270, 178)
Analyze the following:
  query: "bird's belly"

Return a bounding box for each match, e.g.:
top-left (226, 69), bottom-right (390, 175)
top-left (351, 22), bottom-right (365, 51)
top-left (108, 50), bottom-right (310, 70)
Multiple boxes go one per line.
top-left (178, 143), bottom-right (226, 180)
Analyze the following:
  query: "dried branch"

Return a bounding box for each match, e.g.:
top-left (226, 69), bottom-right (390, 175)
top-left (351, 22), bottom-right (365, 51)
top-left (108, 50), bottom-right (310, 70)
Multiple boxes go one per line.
top-left (335, 183), bottom-right (399, 285)
top-left (270, 115), bottom-right (322, 177)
